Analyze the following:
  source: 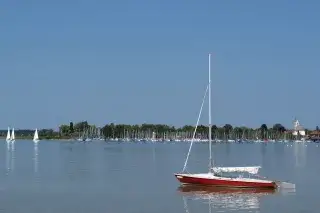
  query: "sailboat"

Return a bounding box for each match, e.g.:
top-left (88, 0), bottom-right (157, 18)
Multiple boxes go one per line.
top-left (77, 132), bottom-right (83, 141)
top-left (6, 127), bottom-right (11, 142)
top-left (174, 54), bottom-right (277, 188)
top-left (10, 128), bottom-right (15, 142)
top-left (33, 128), bottom-right (40, 143)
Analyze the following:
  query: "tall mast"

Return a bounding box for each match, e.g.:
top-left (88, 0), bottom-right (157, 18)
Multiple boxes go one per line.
top-left (208, 53), bottom-right (213, 172)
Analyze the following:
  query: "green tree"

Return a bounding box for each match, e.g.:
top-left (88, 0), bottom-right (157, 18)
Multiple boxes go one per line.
top-left (69, 122), bottom-right (74, 133)
top-left (223, 124), bottom-right (233, 133)
top-left (74, 121), bottom-right (89, 132)
top-left (272, 123), bottom-right (286, 132)
top-left (223, 124), bottom-right (233, 139)
top-left (59, 125), bottom-right (70, 136)
top-left (233, 127), bottom-right (243, 138)
top-left (181, 125), bottom-right (195, 132)
top-left (260, 124), bottom-right (268, 139)
top-left (260, 124), bottom-right (268, 131)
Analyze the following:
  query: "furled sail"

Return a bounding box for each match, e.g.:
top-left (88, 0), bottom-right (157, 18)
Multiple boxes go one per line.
top-left (212, 166), bottom-right (261, 175)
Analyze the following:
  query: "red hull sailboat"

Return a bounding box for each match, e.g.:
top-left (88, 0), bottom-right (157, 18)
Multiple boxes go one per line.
top-left (174, 54), bottom-right (277, 189)
top-left (175, 172), bottom-right (277, 188)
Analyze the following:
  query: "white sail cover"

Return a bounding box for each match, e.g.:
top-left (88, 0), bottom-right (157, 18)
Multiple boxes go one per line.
top-left (212, 166), bottom-right (261, 175)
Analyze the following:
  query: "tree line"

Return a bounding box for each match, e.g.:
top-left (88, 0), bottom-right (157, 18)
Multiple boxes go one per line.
top-left (100, 123), bottom-right (292, 140)
top-left (0, 121), bottom-right (317, 140)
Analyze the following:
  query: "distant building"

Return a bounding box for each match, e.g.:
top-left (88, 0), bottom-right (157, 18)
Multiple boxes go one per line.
top-left (292, 119), bottom-right (305, 137)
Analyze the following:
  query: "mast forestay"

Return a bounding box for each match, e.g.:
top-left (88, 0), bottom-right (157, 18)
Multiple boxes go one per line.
top-left (182, 84), bottom-right (209, 172)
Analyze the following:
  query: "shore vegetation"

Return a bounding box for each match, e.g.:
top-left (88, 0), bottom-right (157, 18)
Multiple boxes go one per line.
top-left (1, 121), bottom-right (318, 141)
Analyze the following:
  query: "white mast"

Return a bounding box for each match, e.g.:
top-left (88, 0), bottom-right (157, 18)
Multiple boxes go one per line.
top-left (208, 53), bottom-right (213, 171)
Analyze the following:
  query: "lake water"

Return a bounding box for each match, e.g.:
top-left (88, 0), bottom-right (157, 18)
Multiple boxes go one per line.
top-left (0, 140), bottom-right (318, 212)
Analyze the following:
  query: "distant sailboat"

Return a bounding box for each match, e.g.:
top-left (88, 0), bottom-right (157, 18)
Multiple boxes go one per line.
top-left (77, 132), bottom-right (83, 141)
top-left (10, 128), bottom-right (15, 142)
top-left (6, 127), bottom-right (11, 142)
top-left (33, 129), bottom-right (40, 143)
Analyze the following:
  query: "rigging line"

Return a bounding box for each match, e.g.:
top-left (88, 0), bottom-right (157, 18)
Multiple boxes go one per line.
top-left (182, 83), bottom-right (209, 172)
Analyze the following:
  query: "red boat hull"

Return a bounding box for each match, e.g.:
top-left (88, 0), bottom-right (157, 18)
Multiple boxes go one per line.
top-left (175, 174), bottom-right (277, 189)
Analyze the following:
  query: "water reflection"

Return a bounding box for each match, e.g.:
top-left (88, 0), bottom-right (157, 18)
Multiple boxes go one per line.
top-left (152, 143), bottom-right (156, 163)
top-left (293, 143), bottom-right (306, 167)
top-left (260, 143), bottom-right (267, 157)
top-left (5, 142), bottom-right (10, 174)
top-left (226, 143), bottom-right (230, 156)
top-left (34, 143), bottom-right (39, 174)
top-left (178, 185), bottom-right (276, 212)
top-left (11, 142), bottom-right (15, 172)
top-left (5, 142), bottom-right (15, 175)
top-left (274, 143), bottom-right (284, 156)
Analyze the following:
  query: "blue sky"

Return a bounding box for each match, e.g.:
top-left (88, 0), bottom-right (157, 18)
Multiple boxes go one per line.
top-left (0, 0), bottom-right (319, 129)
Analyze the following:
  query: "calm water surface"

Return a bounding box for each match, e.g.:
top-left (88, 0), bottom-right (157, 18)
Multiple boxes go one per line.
top-left (0, 140), bottom-right (318, 212)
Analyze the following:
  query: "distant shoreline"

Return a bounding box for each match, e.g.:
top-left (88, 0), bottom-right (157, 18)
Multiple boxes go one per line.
top-left (1, 120), bottom-right (318, 142)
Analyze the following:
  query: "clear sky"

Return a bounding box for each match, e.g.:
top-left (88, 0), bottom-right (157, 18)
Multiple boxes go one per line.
top-left (0, 0), bottom-right (319, 129)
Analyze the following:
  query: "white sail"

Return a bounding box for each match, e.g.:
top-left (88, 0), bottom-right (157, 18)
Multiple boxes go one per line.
top-left (212, 166), bottom-right (261, 175)
top-left (299, 130), bottom-right (305, 136)
top-left (33, 129), bottom-right (39, 142)
top-left (6, 127), bottom-right (11, 141)
top-left (292, 131), bottom-right (298, 136)
top-left (10, 128), bottom-right (15, 142)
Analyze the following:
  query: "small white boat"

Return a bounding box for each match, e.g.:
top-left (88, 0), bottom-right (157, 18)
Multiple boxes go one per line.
top-left (6, 127), bottom-right (11, 142)
top-left (33, 129), bottom-right (40, 143)
top-left (10, 128), bottom-right (15, 142)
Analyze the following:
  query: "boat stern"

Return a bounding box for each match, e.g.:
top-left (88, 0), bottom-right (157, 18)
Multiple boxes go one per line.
top-left (273, 181), bottom-right (281, 188)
